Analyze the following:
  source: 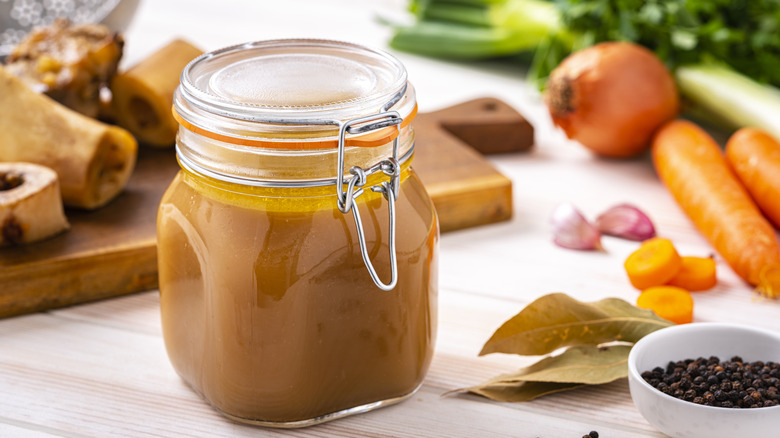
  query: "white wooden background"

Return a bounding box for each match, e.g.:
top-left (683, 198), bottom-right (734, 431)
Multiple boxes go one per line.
top-left (1, 1), bottom-right (779, 437)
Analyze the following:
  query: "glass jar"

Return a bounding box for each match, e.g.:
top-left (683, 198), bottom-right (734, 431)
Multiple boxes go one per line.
top-left (157, 39), bottom-right (438, 427)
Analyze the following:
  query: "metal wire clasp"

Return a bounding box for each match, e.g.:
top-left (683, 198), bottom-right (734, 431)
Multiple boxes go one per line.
top-left (336, 111), bottom-right (402, 291)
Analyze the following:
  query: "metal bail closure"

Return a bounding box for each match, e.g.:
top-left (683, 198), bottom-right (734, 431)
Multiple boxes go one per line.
top-left (337, 111), bottom-right (402, 291)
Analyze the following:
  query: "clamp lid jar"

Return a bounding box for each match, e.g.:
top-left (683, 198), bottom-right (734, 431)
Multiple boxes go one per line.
top-left (157, 39), bottom-right (438, 427)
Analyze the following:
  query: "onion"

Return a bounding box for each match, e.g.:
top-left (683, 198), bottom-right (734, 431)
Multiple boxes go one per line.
top-left (545, 42), bottom-right (679, 158)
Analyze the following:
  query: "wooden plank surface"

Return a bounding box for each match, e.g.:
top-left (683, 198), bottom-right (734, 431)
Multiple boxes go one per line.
top-left (2, 2), bottom-right (779, 437)
top-left (3, 99), bottom-right (777, 436)
top-left (0, 99), bottom-right (529, 318)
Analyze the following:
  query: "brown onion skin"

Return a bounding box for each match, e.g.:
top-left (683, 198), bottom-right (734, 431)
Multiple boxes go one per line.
top-left (545, 42), bottom-right (679, 158)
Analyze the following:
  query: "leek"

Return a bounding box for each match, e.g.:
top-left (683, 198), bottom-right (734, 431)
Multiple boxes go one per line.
top-left (391, 0), bottom-right (569, 59)
top-left (676, 64), bottom-right (780, 141)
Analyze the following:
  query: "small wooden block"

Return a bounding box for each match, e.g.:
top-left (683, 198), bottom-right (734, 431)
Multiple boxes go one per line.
top-left (412, 97), bottom-right (533, 232)
top-left (428, 97), bottom-right (535, 155)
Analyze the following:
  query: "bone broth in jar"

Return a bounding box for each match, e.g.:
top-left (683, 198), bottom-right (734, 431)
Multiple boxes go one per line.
top-left (157, 39), bottom-right (438, 427)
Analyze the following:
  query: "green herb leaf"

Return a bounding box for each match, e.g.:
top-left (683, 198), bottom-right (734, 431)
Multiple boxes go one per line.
top-left (554, 0), bottom-right (780, 85)
top-left (479, 293), bottom-right (672, 356)
top-left (671, 29), bottom-right (698, 50)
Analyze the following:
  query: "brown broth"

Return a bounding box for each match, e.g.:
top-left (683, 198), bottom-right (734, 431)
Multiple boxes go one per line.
top-left (157, 166), bottom-right (438, 424)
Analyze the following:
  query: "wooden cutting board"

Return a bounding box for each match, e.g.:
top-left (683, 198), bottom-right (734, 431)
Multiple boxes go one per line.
top-left (0, 97), bottom-right (533, 318)
top-left (414, 97), bottom-right (533, 231)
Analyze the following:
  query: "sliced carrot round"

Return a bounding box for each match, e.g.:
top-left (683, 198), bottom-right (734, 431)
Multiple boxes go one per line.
top-left (667, 256), bottom-right (717, 291)
top-left (636, 286), bottom-right (693, 324)
top-left (624, 237), bottom-right (683, 290)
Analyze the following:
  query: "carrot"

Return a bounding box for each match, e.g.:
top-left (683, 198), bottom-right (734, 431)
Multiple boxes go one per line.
top-left (636, 286), bottom-right (693, 324)
top-left (667, 256), bottom-right (717, 292)
top-left (652, 120), bottom-right (780, 298)
top-left (725, 128), bottom-right (780, 230)
top-left (624, 237), bottom-right (682, 290)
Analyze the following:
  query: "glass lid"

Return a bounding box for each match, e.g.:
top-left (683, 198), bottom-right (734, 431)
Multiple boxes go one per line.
top-left (177, 39), bottom-right (410, 123)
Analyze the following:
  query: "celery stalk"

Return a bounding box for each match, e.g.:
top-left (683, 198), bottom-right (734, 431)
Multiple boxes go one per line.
top-left (676, 65), bottom-right (780, 141)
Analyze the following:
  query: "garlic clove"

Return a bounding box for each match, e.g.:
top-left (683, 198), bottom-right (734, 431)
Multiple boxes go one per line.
top-left (595, 203), bottom-right (656, 241)
top-left (551, 203), bottom-right (603, 251)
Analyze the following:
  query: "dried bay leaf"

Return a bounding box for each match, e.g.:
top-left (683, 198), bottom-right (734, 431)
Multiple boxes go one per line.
top-left (467, 381), bottom-right (585, 403)
top-left (453, 293), bottom-right (666, 403)
top-left (480, 293), bottom-right (672, 356)
top-left (485, 345), bottom-right (631, 385)
top-left (458, 345), bottom-right (631, 402)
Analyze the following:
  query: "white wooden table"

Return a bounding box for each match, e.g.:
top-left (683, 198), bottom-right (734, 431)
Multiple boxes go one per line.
top-left (2, 1), bottom-right (779, 436)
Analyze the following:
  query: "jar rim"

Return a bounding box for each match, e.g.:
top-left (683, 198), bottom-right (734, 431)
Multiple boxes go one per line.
top-left (173, 39), bottom-right (417, 149)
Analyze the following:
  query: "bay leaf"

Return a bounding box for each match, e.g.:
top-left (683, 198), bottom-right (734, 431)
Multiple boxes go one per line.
top-left (480, 293), bottom-right (672, 356)
top-left (484, 345), bottom-right (631, 385)
top-left (456, 345), bottom-right (631, 403)
top-left (467, 381), bottom-right (585, 403)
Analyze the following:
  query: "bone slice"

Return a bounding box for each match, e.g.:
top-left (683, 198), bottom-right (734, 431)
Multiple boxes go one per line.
top-left (0, 162), bottom-right (69, 246)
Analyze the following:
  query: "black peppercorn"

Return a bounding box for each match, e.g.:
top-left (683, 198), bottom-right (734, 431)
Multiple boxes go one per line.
top-left (641, 356), bottom-right (780, 409)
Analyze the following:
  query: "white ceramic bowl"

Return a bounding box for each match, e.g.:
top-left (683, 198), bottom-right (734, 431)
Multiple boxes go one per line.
top-left (628, 322), bottom-right (780, 438)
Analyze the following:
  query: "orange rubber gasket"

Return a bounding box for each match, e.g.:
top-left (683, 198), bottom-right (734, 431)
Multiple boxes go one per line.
top-left (172, 104), bottom-right (417, 150)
